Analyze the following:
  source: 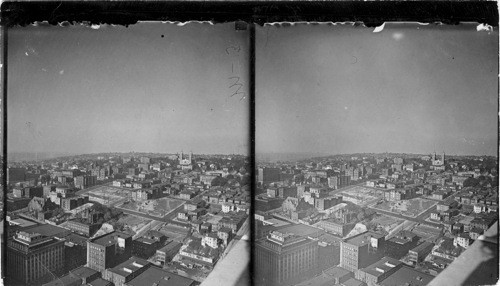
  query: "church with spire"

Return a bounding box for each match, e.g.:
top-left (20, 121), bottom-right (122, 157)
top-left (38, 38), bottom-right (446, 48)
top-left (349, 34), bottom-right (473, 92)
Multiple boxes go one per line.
top-left (178, 151), bottom-right (194, 170)
top-left (431, 151), bottom-right (446, 171)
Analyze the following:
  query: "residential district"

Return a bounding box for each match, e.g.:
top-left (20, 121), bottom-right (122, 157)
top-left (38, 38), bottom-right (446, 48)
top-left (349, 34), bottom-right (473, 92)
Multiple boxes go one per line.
top-left (4, 152), bottom-right (250, 286)
top-left (255, 152), bottom-right (498, 286)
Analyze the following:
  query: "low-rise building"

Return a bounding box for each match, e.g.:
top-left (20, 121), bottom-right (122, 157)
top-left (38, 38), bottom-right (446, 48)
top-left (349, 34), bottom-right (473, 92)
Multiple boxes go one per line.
top-left (408, 242), bottom-right (434, 265)
top-left (64, 219), bottom-right (101, 237)
top-left (316, 219), bottom-right (354, 237)
top-left (454, 233), bottom-right (473, 249)
top-left (61, 196), bottom-right (89, 211)
top-left (155, 241), bottom-right (182, 265)
top-left (103, 257), bottom-right (151, 286)
top-left (132, 230), bottom-right (166, 259)
top-left (123, 266), bottom-right (196, 286)
top-left (355, 257), bottom-right (402, 286)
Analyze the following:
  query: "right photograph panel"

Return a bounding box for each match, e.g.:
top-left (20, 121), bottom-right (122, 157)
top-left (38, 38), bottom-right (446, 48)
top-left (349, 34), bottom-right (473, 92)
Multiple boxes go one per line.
top-left (254, 23), bottom-right (498, 286)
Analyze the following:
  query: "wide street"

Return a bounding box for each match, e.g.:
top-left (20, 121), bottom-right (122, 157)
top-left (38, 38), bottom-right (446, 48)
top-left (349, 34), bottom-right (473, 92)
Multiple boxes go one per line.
top-left (368, 205), bottom-right (442, 228)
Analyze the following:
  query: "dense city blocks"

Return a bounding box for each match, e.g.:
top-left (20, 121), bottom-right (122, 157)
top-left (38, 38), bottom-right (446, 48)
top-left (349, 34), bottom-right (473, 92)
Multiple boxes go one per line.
top-left (5, 153), bottom-right (250, 285)
top-left (254, 153), bottom-right (498, 286)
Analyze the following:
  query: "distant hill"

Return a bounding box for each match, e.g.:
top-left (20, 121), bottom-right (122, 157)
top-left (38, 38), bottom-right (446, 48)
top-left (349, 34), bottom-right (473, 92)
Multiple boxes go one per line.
top-left (257, 152), bottom-right (496, 163)
top-left (7, 152), bottom-right (76, 162)
top-left (256, 152), bottom-right (330, 163)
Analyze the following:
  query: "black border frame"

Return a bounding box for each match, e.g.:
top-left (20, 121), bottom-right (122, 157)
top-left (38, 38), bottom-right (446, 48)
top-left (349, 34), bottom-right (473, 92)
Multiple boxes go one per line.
top-left (1, 1), bottom-right (498, 285)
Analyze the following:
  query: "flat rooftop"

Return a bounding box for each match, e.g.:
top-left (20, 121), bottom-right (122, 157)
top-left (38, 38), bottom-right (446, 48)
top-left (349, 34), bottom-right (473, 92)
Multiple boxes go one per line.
top-left (360, 256), bottom-right (402, 277)
top-left (91, 232), bottom-right (131, 247)
top-left (41, 273), bottom-right (80, 286)
top-left (293, 273), bottom-right (335, 286)
top-left (158, 240), bottom-right (182, 252)
top-left (22, 224), bottom-right (69, 238)
top-left (70, 266), bottom-right (99, 278)
top-left (344, 231), bottom-right (384, 247)
top-left (9, 218), bottom-right (38, 228)
top-left (411, 241), bottom-right (434, 253)
top-left (108, 256), bottom-right (150, 277)
top-left (278, 224), bottom-right (325, 238)
top-left (323, 266), bottom-right (351, 278)
top-left (379, 266), bottom-right (434, 286)
top-left (126, 266), bottom-right (195, 286)
top-left (263, 218), bottom-right (290, 228)
top-left (86, 277), bottom-right (112, 286)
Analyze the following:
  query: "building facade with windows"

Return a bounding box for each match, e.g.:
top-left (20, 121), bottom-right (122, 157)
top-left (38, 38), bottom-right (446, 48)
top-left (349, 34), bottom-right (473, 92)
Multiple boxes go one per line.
top-left (340, 231), bottom-right (386, 273)
top-left (87, 232), bottom-right (132, 273)
top-left (255, 231), bottom-right (319, 286)
top-left (6, 231), bottom-right (65, 285)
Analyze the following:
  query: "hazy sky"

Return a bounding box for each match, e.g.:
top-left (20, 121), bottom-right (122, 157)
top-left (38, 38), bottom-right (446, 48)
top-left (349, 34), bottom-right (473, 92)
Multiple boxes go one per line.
top-left (256, 23), bottom-right (498, 156)
top-left (8, 22), bottom-right (249, 155)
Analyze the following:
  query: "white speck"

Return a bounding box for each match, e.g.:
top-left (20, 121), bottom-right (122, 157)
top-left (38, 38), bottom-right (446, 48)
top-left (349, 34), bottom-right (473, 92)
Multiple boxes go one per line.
top-left (477, 24), bottom-right (493, 32)
top-left (392, 32), bottom-right (404, 41)
top-left (25, 52), bottom-right (29, 56)
top-left (41, 68), bottom-right (47, 72)
top-left (373, 23), bottom-right (385, 33)
top-left (59, 70), bottom-right (64, 75)
top-left (91, 24), bottom-right (100, 30)
top-left (344, 106), bottom-right (348, 110)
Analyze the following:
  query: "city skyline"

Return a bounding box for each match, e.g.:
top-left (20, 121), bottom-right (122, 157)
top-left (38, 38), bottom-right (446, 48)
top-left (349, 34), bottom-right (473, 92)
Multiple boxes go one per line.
top-left (7, 22), bottom-right (249, 155)
top-left (256, 23), bottom-right (498, 156)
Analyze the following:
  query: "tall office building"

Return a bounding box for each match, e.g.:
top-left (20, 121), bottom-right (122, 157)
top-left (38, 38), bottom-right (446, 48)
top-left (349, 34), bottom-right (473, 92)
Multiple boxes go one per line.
top-left (255, 231), bottom-right (319, 286)
top-left (6, 231), bottom-right (65, 285)
top-left (87, 231), bottom-right (132, 273)
top-left (340, 231), bottom-right (386, 273)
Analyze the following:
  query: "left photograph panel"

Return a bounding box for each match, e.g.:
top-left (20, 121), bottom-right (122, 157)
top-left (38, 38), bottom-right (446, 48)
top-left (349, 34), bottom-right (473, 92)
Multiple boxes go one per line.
top-left (4, 22), bottom-right (251, 286)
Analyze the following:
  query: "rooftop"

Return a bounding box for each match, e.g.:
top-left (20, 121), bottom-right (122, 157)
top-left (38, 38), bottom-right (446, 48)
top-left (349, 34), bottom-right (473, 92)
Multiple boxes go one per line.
top-left (344, 231), bottom-right (384, 247)
top-left (22, 224), bottom-right (69, 238)
top-left (158, 240), bottom-right (182, 252)
top-left (410, 241), bottom-right (434, 253)
top-left (379, 266), bottom-right (434, 286)
top-left (185, 238), bottom-right (219, 258)
top-left (323, 266), bottom-right (351, 277)
top-left (343, 278), bottom-right (365, 286)
top-left (218, 227), bottom-right (232, 233)
top-left (65, 233), bottom-right (88, 245)
top-left (108, 256), bottom-right (150, 277)
top-left (263, 218), bottom-right (290, 228)
top-left (428, 221), bottom-right (498, 286)
top-left (360, 256), bottom-right (402, 277)
top-left (86, 277), bottom-right (112, 286)
top-left (126, 266), bottom-right (195, 286)
top-left (293, 273), bottom-right (335, 286)
top-left (70, 266), bottom-right (99, 279)
top-left (278, 224), bottom-right (325, 238)
top-left (41, 273), bottom-right (81, 286)
top-left (8, 218), bottom-right (38, 228)
top-left (91, 231), bottom-right (131, 247)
